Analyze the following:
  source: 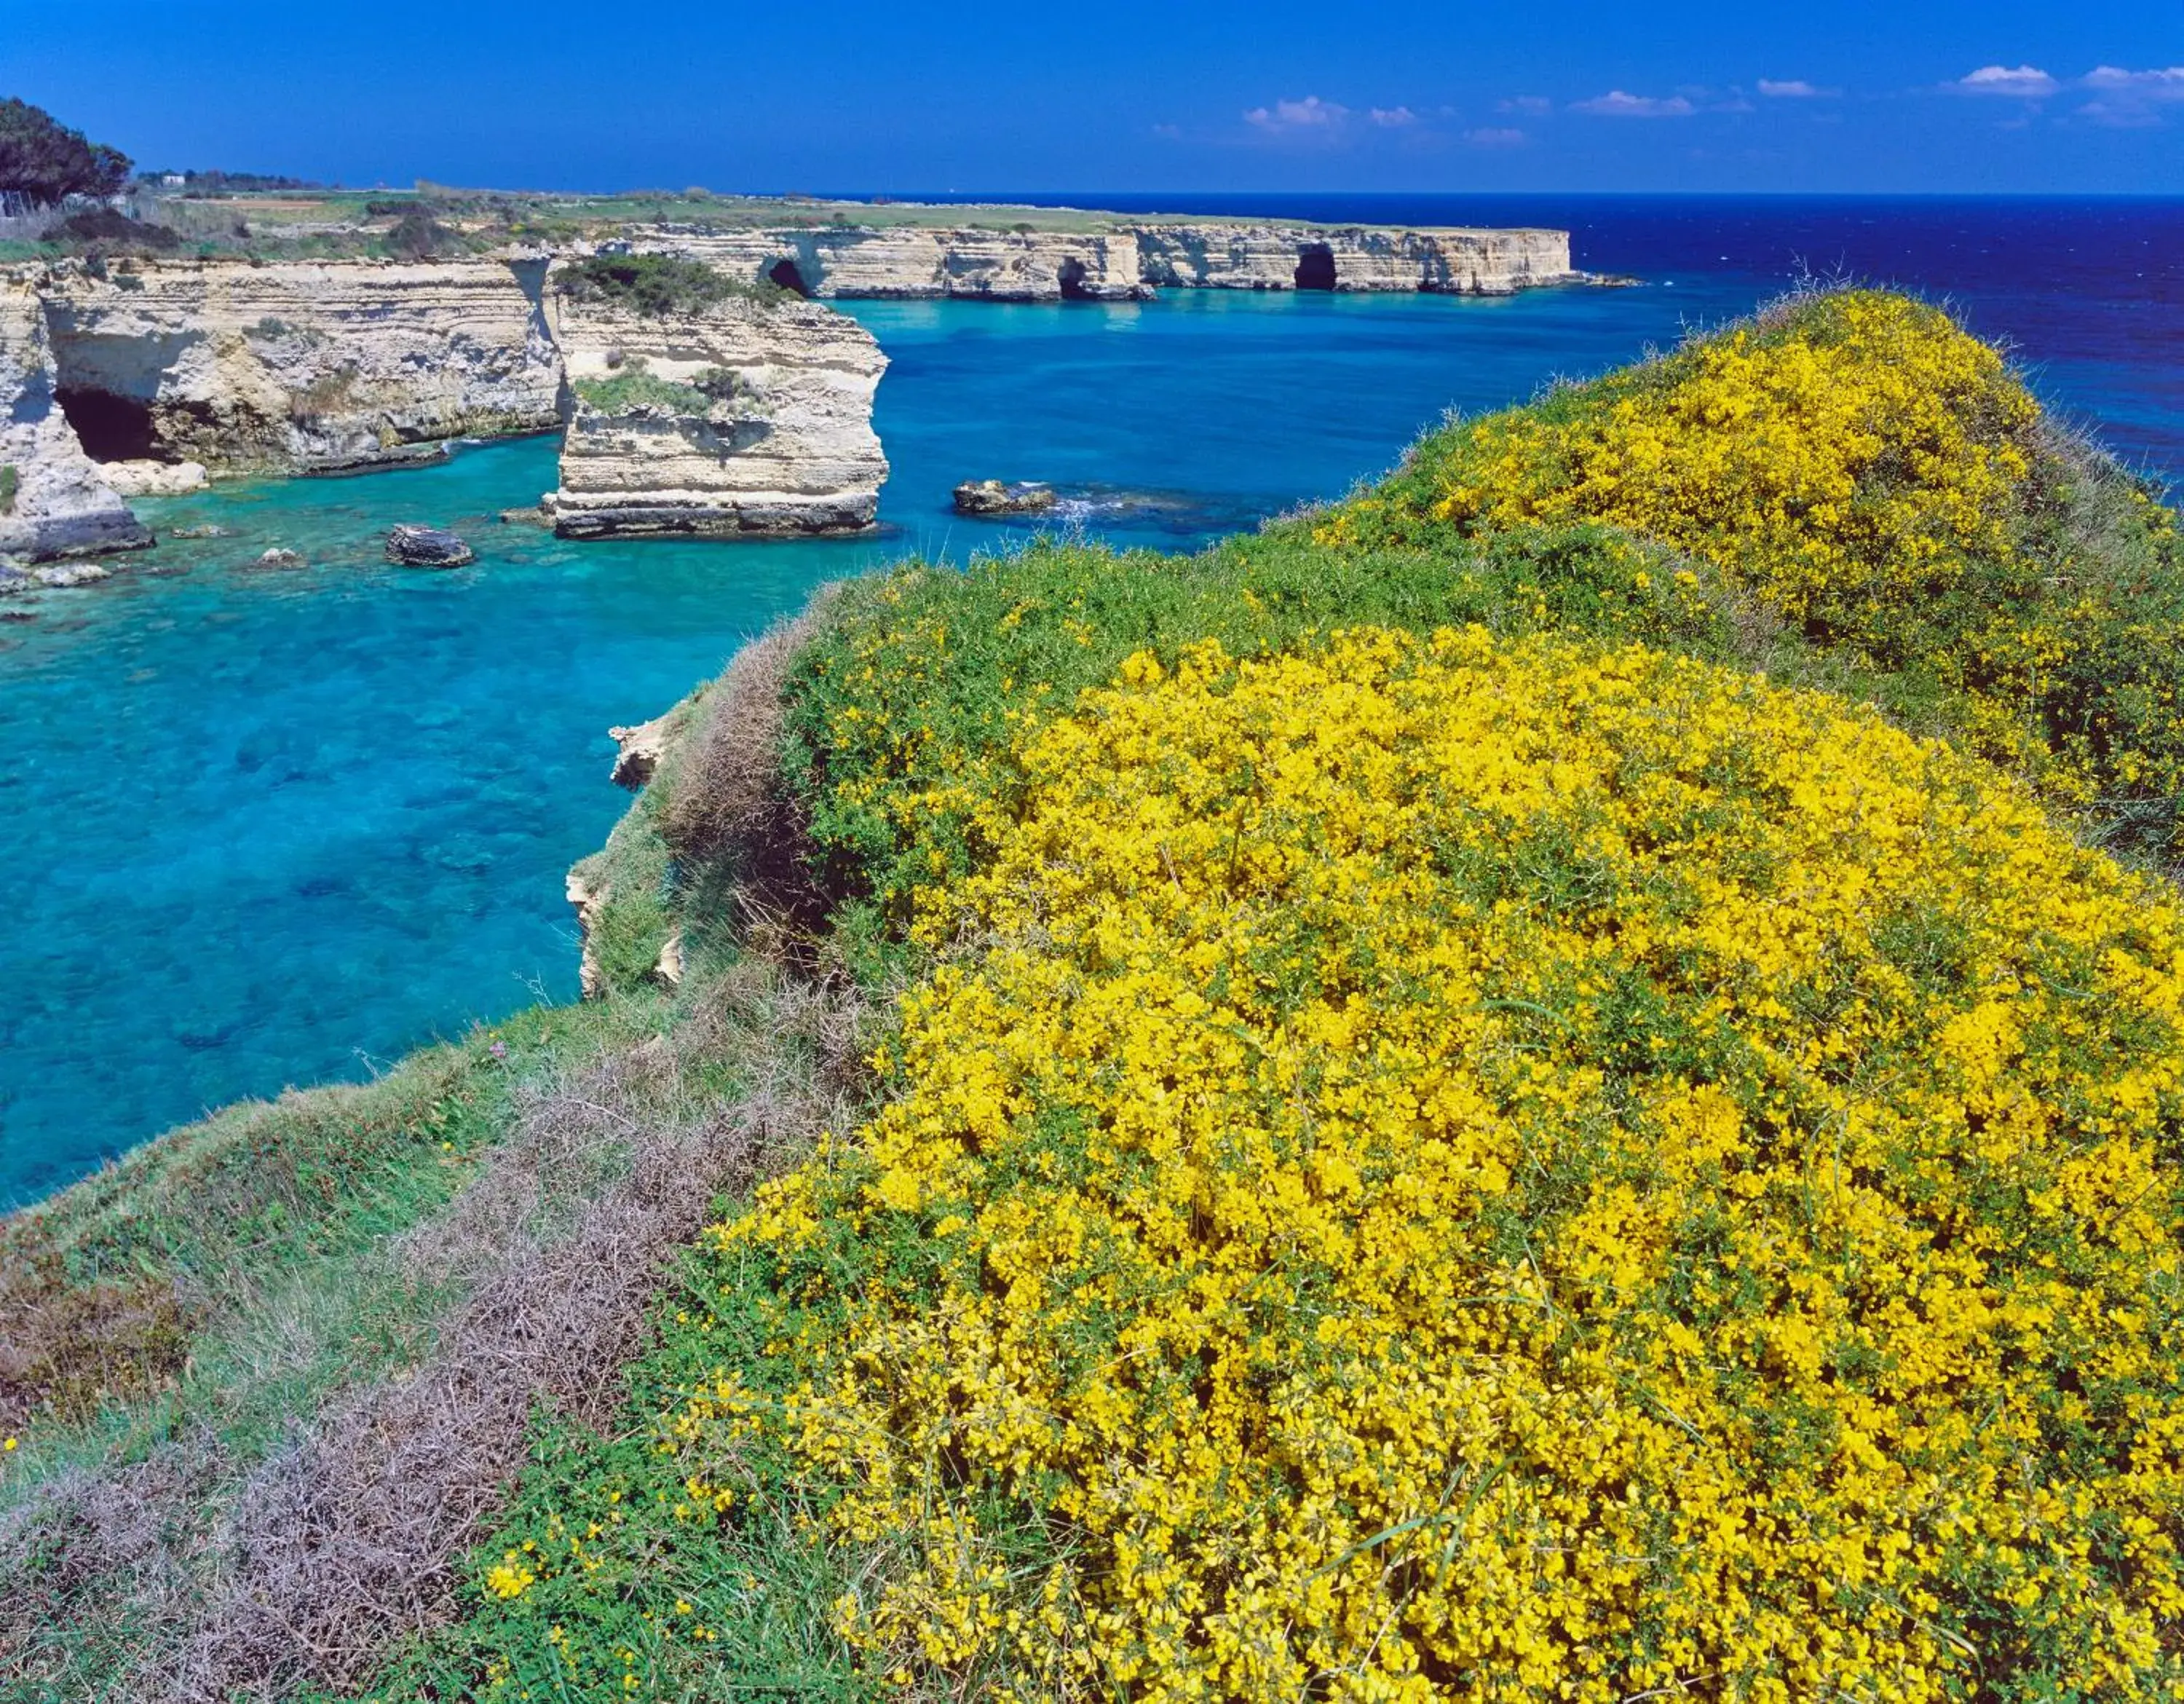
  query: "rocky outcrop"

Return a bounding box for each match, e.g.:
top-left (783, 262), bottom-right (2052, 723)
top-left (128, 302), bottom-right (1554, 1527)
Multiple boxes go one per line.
top-left (35, 258), bottom-right (561, 474)
top-left (650, 226), bottom-right (1147, 301)
top-left (384, 524), bottom-right (475, 568)
top-left (542, 276), bottom-right (887, 539)
top-left (1133, 225), bottom-right (1576, 293)
top-left (0, 281), bottom-right (151, 562)
top-left (644, 221), bottom-right (1575, 299)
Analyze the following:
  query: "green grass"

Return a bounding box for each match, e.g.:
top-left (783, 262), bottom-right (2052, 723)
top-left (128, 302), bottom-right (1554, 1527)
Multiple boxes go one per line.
top-left (0, 995), bottom-right (678, 1701)
top-left (0, 464), bottom-right (16, 516)
top-left (570, 359), bottom-right (717, 419)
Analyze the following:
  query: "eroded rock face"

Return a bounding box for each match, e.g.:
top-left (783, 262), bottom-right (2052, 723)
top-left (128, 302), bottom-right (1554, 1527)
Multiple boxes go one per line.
top-left (0, 280), bottom-right (151, 562)
top-left (1134, 225), bottom-right (1577, 293)
top-left (543, 278), bottom-right (888, 540)
top-left (645, 222), bottom-right (1575, 299)
top-left (652, 226), bottom-right (1148, 301)
top-left (36, 258), bottom-right (562, 474)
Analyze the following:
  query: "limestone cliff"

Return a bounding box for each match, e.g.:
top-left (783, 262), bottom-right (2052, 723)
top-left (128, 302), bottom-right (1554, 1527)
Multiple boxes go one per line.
top-left (644, 221), bottom-right (1575, 299)
top-left (1133, 225), bottom-right (1576, 293)
top-left (542, 277), bottom-right (887, 539)
top-left (0, 280), bottom-right (150, 561)
top-left (646, 226), bottom-right (1147, 301)
top-left (36, 258), bottom-right (561, 474)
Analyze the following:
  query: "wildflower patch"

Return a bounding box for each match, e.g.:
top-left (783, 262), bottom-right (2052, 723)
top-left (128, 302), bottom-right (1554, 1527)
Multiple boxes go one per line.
top-left (662, 634), bottom-right (2182, 1697)
top-left (1326, 290), bottom-right (2184, 851)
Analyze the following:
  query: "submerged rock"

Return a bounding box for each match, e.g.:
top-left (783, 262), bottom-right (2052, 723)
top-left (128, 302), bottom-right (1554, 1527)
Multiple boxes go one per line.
top-left (385, 524), bottom-right (476, 568)
top-left (168, 524), bottom-right (232, 540)
top-left (496, 505), bottom-right (553, 529)
top-left (33, 561), bottom-right (110, 587)
top-left (954, 478), bottom-right (1057, 516)
top-left (255, 547), bottom-right (305, 569)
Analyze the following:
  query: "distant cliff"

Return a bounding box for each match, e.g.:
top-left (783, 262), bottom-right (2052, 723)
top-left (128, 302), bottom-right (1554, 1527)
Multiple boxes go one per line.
top-left (645, 221), bottom-right (1575, 301)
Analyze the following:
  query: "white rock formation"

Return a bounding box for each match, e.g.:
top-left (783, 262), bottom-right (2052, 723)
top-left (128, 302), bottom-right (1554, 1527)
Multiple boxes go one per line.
top-left (543, 277), bottom-right (888, 539)
top-left (100, 458), bottom-right (209, 497)
top-left (649, 226), bottom-right (1147, 301)
top-left (644, 221), bottom-right (1575, 299)
top-left (36, 257), bottom-right (562, 473)
top-left (1134, 225), bottom-right (1577, 293)
top-left (0, 280), bottom-right (151, 561)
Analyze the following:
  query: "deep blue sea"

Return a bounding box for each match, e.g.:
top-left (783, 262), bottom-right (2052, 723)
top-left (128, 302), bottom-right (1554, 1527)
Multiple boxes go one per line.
top-left (2, 194), bottom-right (2179, 1205)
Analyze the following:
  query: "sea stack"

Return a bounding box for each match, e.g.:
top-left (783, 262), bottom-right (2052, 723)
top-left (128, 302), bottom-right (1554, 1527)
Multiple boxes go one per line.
top-left (542, 264), bottom-right (888, 540)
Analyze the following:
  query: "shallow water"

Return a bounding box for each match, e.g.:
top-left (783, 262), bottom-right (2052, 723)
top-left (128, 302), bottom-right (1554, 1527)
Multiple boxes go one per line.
top-left (0, 251), bottom-right (2172, 1204)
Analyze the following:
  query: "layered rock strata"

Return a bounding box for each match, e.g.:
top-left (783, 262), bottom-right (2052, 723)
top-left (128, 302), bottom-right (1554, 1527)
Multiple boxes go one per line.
top-left (36, 258), bottom-right (561, 473)
top-left (0, 280), bottom-right (151, 561)
top-left (1135, 226), bottom-right (1575, 293)
top-left (542, 278), bottom-right (887, 539)
top-left (650, 227), bottom-right (1147, 301)
top-left (644, 222), bottom-right (1575, 300)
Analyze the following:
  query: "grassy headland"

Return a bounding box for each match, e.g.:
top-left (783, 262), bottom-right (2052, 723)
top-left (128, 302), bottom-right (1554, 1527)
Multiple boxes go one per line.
top-left (4, 288), bottom-right (2181, 1702)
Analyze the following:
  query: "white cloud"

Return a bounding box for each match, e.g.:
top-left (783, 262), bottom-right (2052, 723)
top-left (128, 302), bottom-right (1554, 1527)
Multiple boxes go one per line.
top-left (1571, 90), bottom-right (1697, 118)
top-left (2076, 65), bottom-right (2184, 126)
top-left (1498, 96), bottom-right (1553, 116)
top-left (1757, 79), bottom-right (1837, 98)
top-left (1244, 95), bottom-right (1348, 132)
top-left (2081, 65), bottom-right (2184, 96)
top-left (1464, 127), bottom-right (1528, 148)
top-left (1953, 65), bottom-right (2058, 98)
top-left (1150, 122), bottom-right (1182, 140)
top-left (1368, 106), bottom-right (1418, 127)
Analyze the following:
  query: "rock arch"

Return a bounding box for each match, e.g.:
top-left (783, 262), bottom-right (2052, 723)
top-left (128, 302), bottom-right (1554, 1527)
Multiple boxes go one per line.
top-left (1056, 258), bottom-right (1095, 301)
top-left (767, 258), bottom-right (812, 297)
top-left (1294, 242), bottom-right (1338, 291)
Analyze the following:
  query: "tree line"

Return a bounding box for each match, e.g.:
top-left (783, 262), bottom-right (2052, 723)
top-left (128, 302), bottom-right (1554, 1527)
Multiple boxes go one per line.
top-left (0, 98), bottom-right (131, 206)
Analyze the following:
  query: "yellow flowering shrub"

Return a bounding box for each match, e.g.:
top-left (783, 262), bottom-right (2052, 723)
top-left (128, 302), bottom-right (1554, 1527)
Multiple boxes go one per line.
top-left (1324, 290), bottom-right (2184, 845)
top-left (691, 630), bottom-right (2184, 1700)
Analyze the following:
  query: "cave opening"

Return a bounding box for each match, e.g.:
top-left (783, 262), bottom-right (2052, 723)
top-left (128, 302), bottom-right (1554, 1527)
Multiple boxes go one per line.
top-left (1057, 258), bottom-right (1095, 301)
top-left (767, 258), bottom-right (812, 298)
top-left (56, 386), bottom-right (160, 462)
top-left (1294, 244), bottom-right (1338, 291)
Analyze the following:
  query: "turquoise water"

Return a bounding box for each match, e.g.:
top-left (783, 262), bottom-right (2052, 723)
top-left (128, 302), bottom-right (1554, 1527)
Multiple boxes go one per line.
top-left (0, 272), bottom-right (2129, 1202)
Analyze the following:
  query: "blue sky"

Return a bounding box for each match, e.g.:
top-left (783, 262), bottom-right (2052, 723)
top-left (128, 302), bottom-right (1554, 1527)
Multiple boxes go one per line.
top-left (8, 0), bottom-right (2180, 193)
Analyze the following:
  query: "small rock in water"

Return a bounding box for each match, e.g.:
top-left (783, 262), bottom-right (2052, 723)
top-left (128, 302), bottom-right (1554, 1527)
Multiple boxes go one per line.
top-left (954, 478), bottom-right (1058, 516)
top-left (386, 524), bottom-right (477, 569)
top-left (168, 524), bottom-right (233, 540)
top-left (256, 548), bottom-right (306, 569)
top-left (33, 561), bottom-right (111, 588)
top-left (497, 506), bottom-right (553, 530)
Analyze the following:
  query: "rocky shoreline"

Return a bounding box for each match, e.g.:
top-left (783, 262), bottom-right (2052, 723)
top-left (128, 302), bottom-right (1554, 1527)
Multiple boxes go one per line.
top-left (0, 211), bottom-right (1579, 558)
